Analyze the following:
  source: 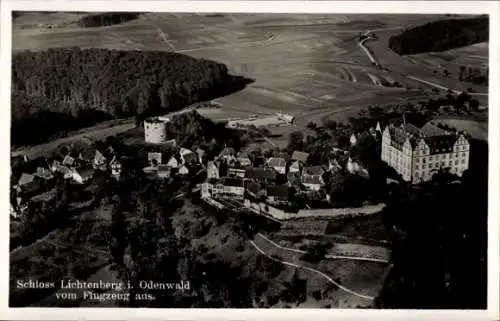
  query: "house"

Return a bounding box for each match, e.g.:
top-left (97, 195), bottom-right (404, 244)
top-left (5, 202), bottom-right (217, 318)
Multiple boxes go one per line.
top-left (178, 165), bottom-right (190, 176)
top-left (71, 165), bottom-right (94, 184)
top-left (201, 178), bottom-right (218, 199)
top-left (288, 160), bottom-right (303, 174)
top-left (301, 166), bottom-right (326, 191)
top-left (110, 157), bottom-right (122, 179)
top-left (16, 173), bottom-right (44, 196)
top-left (228, 167), bottom-right (246, 178)
top-left (236, 151), bottom-right (252, 167)
top-left (219, 147), bottom-right (236, 163)
top-left (157, 165), bottom-right (171, 179)
top-left (78, 147), bottom-right (96, 163)
top-left (272, 151), bottom-right (287, 159)
top-left (167, 156), bottom-right (180, 169)
top-left (291, 150), bottom-right (309, 163)
top-left (328, 158), bottom-right (343, 172)
top-left (266, 185), bottom-right (296, 204)
top-left (267, 157), bottom-right (287, 175)
top-left (216, 177), bottom-right (245, 199)
top-left (303, 166), bottom-right (326, 177)
top-left (196, 148), bottom-right (206, 164)
top-left (93, 150), bottom-right (108, 169)
top-left (33, 167), bottom-right (54, 181)
top-left (245, 167), bottom-right (277, 184)
top-left (207, 161), bottom-right (220, 179)
top-left (347, 157), bottom-right (370, 178)
top-left (180, 148), bottom-right (198, 164)
top-left (62, 155), bottom-right (75, 167)
top-left (53, 164), bottom-right (73, 179)
top-left (301, 175), bottom-right (324, 191)
top-left (148, 152), bottom-right (163, 166)
top-left (287, 171), bottom-right (302, 186)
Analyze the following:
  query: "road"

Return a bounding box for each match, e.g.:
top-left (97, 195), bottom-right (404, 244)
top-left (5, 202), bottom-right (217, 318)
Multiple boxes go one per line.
top-left (407, 76), bottom-right (488, 97)
top-left (12, 121), bottom-right (136, 159)
top-left (249, 239), bottom-right (375, 301)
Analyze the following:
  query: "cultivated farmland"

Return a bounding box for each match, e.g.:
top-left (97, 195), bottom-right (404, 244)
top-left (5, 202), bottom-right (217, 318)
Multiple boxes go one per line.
top-left (12, 13), bottom-right (489, 146)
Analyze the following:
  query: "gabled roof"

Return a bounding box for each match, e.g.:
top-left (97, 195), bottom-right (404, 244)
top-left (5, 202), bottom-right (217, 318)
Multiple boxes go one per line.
top-left (34, 167), bottom-right (54, 180)
top-left (79, 147), bottom-right (96, 161)
top-left (237, 151), bottom-right (250, 159)
top-left (301, 175), bottom-right (324, 185)
top-left (303, 166), bottom-right (325, 176)
top-left (181, 151), bottom-right (198, 163)
top-left (75, 165), bottom-right (94, 179)
top-left (420, 122), bottom-right (448, 137)
top-left (291, 151), bottom-right (309, 163)
top-left (267, 157), bottom-right (286, 168)
top-left (18, 173), bottom-right (35, 186)
top-left (402, 123), bottom-right (420, 136)
top-left (266, 185), bottom-right (295, 198)
top-left (289, 160), bottom-right (303, 169)
top-left (272, 151), bottom-right (287, 158)
top-left (245, 167), bottom-right (277, 180)
top-left (180, 147), bottom-right (194, 155)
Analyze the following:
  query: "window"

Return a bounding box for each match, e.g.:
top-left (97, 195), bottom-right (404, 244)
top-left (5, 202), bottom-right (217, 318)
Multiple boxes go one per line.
top-left (455, 160), bottom-right (459, 165)
top-left (416, 165), bottom-right (420, 170)
top-left (461, 159), bottom-right (465, 164)
top-left (429, 164), bottom-right (432, 169)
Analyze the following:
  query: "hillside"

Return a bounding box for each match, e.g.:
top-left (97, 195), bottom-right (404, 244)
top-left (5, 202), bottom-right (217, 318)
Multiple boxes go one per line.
top-left (11, 47), bottom-right (252, 146)
top-left (388, 17), bottom-right (489, 55)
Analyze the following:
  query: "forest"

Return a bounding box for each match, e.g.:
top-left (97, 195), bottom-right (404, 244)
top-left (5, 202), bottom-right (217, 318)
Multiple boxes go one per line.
top-left (11, 47), bottom-right (252, 146)
top-left (388, 16), bottom-right (489, 55)
top-left (77, 12), bottom-right (141, 28)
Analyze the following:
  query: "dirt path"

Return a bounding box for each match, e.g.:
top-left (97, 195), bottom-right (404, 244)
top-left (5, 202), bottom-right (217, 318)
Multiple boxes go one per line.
top-left (249, 239), bottom-right (375, 301)
top-left (256, 233), bottom-right (390, 263)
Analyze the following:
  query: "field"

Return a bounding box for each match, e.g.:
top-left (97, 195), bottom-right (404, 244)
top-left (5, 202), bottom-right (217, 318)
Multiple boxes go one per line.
top-left (12, 13), bottom-right (489, 148)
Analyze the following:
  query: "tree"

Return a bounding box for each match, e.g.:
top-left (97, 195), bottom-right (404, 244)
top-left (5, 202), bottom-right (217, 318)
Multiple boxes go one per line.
top-left (288, 131), bottom-right (304, 152)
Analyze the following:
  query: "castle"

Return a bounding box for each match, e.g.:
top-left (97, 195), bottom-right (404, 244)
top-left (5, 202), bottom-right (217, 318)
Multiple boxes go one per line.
top-left (380, 120), bottom-right (470, 183)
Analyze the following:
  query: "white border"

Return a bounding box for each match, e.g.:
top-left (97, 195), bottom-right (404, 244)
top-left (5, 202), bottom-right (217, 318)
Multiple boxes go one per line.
top-left (1, 1), bottom-right (499, 320)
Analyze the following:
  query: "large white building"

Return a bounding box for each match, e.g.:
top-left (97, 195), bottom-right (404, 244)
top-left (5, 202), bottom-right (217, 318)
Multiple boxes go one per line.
top-left (381, 121), bottom-right (470, 183)
top-left (144, 118), bottom-right (169, 144)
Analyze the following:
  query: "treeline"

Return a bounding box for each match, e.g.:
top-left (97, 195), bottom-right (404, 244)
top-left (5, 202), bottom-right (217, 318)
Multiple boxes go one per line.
top-left (11, 47), bottom-right (252, 146)
top-left (77, 12), bottom-right (141, 28)
top-left (389, 16), bottom-right (489, 55)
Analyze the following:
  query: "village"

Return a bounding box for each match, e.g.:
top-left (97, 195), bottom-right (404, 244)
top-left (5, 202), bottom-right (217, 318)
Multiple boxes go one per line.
top-left (10, 107), bottom-right (470, 223)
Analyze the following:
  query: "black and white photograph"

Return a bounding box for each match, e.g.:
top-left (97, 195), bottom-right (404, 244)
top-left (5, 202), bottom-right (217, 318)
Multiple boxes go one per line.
top-left (3, 1), bottom-right (499, 318)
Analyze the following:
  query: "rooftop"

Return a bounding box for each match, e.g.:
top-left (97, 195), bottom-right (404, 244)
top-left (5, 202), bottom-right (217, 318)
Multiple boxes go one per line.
top-left (245, 167), bottom-right (277, 180)
top-left (267, 157), bottom-right (287, 168)
top-left (303, 166), bottom-right (325, 176)
top-left (291, 150), bottom-right (309, 163)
